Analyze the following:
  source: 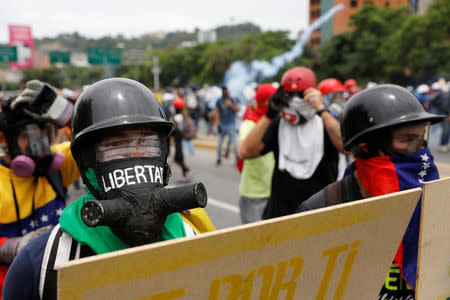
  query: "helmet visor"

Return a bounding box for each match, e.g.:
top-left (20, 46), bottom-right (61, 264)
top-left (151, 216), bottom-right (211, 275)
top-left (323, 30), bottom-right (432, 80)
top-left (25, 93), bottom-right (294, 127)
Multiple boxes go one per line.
top-left (96, 129), bottom-right (161, 162)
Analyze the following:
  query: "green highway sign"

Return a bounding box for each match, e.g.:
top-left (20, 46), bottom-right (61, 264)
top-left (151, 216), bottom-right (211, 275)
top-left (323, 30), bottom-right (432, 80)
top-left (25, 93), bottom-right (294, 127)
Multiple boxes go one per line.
top-left (87, 48), bottom-right (121, 65)
top-left (0, 45), bottom-right (17, 62)
top-left (49, 51), bottom-right (70, 64)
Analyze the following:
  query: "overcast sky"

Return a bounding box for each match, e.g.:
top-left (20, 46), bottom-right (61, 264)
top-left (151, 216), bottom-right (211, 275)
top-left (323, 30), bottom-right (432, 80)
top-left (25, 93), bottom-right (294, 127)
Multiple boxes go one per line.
top-left (0, 0), bottom-right (310, 43)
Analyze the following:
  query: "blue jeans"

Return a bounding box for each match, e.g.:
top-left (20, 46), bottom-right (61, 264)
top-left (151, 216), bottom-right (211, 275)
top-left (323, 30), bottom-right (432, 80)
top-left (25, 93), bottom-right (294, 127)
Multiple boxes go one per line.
top-left (182, 139), bottom-right (196, 156)
top-left (217, 124), bottom-right (238, 161)
top-left (440, 120), bottom-right (450, 146)
top-left (239, 196), bottom-right (268, 224)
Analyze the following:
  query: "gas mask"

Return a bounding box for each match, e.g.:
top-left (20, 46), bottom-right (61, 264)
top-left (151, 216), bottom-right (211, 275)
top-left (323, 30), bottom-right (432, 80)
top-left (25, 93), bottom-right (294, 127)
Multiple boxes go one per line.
top-left (10, 123), bottom-right (65, 177)
top-left (281, 94), bottom-right (316, 125)
top-left (81, 128), bottom-right (206, 246)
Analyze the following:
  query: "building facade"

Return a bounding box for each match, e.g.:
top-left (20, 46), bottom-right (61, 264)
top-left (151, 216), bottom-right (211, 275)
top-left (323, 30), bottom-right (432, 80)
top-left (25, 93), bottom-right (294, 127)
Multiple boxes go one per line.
top-left (309, 0), bottom-right (427, 46)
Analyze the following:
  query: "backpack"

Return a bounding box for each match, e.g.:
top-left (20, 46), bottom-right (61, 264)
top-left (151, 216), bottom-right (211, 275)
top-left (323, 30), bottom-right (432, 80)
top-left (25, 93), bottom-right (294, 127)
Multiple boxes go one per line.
top-left (182, 115), bottom-right (196, 140)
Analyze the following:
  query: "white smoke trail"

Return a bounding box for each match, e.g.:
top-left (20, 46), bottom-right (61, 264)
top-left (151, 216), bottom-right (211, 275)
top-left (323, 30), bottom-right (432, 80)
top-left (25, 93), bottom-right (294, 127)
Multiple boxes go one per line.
top-left (224, 4), bottom-right (345, 101)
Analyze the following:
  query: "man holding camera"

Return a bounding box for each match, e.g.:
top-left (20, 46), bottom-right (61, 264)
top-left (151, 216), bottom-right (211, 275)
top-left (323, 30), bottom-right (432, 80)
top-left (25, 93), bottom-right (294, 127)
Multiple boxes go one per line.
top-left (3, 78), bottom-right (214, 299)
top-left (238, 67), bottom-right (344, 219)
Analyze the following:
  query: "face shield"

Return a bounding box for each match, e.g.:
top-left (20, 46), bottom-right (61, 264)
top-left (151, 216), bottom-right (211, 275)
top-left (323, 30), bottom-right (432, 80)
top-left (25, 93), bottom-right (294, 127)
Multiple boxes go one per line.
top-left (96, 129), bottom-right (161, 162)
top-left (93, 127), bottom-right (170, 199)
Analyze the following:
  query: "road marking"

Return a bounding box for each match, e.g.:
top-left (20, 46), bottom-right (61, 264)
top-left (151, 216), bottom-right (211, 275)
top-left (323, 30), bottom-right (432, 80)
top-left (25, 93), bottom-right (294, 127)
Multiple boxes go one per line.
top-left (207, 197), bottom-right (240, 214)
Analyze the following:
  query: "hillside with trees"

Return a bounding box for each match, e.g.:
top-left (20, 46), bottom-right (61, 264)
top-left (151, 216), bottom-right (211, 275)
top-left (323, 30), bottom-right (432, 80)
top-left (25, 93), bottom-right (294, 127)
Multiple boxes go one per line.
top-left (21, 0), bottom-right (449, 90)
top-left (34, 23), bottom-right (262, 51)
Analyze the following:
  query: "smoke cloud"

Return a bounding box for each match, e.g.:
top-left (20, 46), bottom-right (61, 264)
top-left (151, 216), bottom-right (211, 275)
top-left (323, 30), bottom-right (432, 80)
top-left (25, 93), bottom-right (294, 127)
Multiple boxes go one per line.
top-left (224, 4), bottom-right (345, 101)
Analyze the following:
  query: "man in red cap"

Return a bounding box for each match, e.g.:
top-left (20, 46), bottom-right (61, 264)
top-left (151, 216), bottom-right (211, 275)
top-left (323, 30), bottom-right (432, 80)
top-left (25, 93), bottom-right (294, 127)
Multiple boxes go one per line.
top-left (239, 67), bottom-right (344, 219)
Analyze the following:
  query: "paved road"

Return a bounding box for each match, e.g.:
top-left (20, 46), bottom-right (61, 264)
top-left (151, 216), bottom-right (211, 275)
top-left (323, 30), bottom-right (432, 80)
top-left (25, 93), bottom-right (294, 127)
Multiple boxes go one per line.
top-left (168, 147), bottom-right (241, 229)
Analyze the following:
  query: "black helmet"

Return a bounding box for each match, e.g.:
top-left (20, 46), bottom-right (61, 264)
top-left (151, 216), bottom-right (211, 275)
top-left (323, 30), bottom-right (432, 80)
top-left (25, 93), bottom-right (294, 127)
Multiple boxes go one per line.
top-left (71, 78), bottom-right (174, 195)
top-left (341, 84), bottom-right (446, 151)
top-left (72, 78), bottom-right (173, 152)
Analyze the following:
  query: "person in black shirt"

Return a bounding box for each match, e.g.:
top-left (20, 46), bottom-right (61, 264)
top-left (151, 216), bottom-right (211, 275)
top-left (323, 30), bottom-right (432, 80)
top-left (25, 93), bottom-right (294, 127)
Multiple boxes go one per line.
top-left (238, 67), bottom-right (344, 219)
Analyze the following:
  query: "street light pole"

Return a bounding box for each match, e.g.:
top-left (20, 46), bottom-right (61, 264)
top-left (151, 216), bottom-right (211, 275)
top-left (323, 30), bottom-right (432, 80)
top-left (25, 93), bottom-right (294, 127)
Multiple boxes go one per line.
top-left (152, 55), bottom-right (161, 91)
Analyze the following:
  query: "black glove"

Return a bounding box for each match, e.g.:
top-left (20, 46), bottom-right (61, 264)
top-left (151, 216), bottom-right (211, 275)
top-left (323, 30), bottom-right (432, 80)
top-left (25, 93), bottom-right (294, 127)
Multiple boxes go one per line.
top-left (11, 80), bottom-right (73, 128)
top-left (266, 86), bottom-right (290, 119)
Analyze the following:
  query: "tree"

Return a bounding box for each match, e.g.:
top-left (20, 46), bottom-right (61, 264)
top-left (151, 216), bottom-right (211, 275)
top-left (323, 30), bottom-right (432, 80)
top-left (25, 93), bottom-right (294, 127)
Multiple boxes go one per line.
top-left (240, 31), bottom-right (295, 62)
top-left (216, 23), bottom-right (261, 42)
top-left (317, 1), bottom-right (449, 84)
top-left (381, 0), bottom-right (450, 81)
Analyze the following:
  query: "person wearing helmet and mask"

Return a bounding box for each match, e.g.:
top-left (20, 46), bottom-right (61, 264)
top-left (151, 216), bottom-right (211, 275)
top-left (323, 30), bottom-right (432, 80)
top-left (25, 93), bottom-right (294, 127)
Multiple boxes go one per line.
top-left (297, 84), bottom-right (446, 299)
top-left (239, 67), bottom-right (344, 219)
top-left (0, 80), bottom-right (80, 297)
top-left (317, 78), bottom-right (347, 118)
top-left (343, 78), bottom-right (360, 100)
top-left (238, 83), bottom-right (277, 223)
top-left (172, 96), bottom-right (194, 182)
top-left (3, 78), bottom-right (214, 300)
top-left (317, 78), bottom-right (350, 180)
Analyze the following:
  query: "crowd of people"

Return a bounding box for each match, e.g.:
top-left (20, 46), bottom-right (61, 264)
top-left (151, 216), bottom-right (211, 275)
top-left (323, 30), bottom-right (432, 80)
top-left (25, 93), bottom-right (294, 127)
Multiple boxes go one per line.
top-left (0, 70), bottom-right (448, 299)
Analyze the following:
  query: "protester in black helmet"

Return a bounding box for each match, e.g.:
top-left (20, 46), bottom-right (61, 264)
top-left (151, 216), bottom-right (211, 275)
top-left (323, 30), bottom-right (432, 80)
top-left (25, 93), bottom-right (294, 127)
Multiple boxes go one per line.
top-left (3, 78), bottom-right (215, 300)
top-left (239, 66), bottom-right (344, 219)
top-left (297, 84), bottom-right (446, 299)
top-left (0, 80), bottom-right (80, 296)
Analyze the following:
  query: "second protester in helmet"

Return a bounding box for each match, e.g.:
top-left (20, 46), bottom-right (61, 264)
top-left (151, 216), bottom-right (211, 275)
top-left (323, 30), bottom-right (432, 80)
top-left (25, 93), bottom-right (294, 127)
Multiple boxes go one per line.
top-left (297, 84), bottom-right (446, 300)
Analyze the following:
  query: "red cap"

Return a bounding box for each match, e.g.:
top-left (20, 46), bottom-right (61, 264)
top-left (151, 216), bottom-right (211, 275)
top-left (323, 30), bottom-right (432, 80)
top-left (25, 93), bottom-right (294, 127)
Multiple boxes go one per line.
top-left (281, 67), bottom-right (317, 92)
top-left (173, 96), bottom-right (184, 109)
top-left (318, 78), bottom-right (346, 95)
top-left (344, 79), bottom-right (357, 89)
top-left (255, 83), bottom-right (277, 107)
top-left (349, 85), bottom-right (361, 95)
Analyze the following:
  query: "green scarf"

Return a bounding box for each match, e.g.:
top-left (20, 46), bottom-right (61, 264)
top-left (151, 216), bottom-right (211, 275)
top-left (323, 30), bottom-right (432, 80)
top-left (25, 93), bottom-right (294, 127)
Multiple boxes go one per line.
top-left (59, 192), bottom-right (187, 254)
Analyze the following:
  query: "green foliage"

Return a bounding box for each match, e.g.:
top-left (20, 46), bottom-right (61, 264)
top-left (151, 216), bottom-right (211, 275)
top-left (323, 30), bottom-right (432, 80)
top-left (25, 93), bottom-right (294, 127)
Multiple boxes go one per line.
top-left (116, 30), bottom-right (298, 87)
top-left (22, 68), bottom-right (66, 88)
top-left (27, 3), bottom-right (448, 90)
top-left (22, 66), bottom-right (104, 89)
top-left (151, 31), bottom-right (197, 49)
top-left (317, 32), bottom-right (355, 81)
top-left (63, 66), bottom-right (105, 89)
top-left (34, 23), bottom-right (262, 52)
top-left (196, 41), bottom-right (240, 84)
top-left (241, 31), bottom-right (295, 62)
top-left (318, 1), bottom-right (449, 84)
top-left (216, 23), bottom-right (261, 42)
